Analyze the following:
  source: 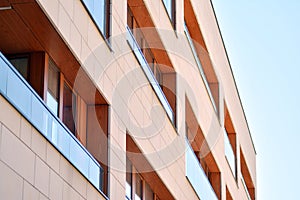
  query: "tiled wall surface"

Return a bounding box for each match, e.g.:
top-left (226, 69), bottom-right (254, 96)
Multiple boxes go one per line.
top-left (0, 96), bottom-right (106, 200)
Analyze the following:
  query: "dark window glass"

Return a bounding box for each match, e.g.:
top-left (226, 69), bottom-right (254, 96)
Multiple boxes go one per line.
top-left (145, 182), bottom-right (154, 200)
top-left (63, 83), bottom-right (77, 135)
top-left (153, 63), bottom-right (162, 84)
top-left (8, 56), bottom-right (29, 80)
top-left (126, 158), bottom-right (132, 199)
top-left (47, 59), bottom-right (59, 116)
top-left (135, 175), bottom-right (142, 200)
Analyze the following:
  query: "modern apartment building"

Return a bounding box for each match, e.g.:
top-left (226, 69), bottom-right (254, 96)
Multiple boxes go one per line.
top-left (0, 0), bottom-right (256, 199)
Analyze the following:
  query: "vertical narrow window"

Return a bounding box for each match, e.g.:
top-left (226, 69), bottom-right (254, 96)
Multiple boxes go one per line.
top-left (8, 56), bottom-right (29, 80)
top-left (126, 158), bottom-right (132, 200)
top-left (145, 182), bottom-right (154, 200)
top-left (63, 82), bottom-right (77, 135)
top-left (135, 174), bottom-right (142, 200)
top-left (46, 59), bottom-right (59, 116)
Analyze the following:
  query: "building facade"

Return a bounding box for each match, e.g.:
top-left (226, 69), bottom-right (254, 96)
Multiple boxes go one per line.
top-left (0, 0), bottom-right (256, 199)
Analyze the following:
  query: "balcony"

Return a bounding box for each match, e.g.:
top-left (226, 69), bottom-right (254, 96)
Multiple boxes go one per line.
top-left (185, 140), bottom-right (218, 200)
top-left (224, 129), bottom-right (236, 177)
top-left (126, 26), bottom-right (175, 124)
top-left (0, 52), bottom-right (107, 198)
top-left (183, 22), bottom-right (218, 112)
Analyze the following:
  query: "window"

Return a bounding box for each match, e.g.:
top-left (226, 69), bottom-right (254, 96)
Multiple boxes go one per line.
top-left (46, 59), bottom-right (60, 116)
top-left (8, 55), bottom-right (29, 80)
top-left (81, 0), bottom-right (110, 39)
top-left (145, 182), bottom-right (154, 200)
top-left (62, 82), bottom-right (77, 136)
top-left (126, 158), bottom-right (157, 200)
top-left (126, 158), bottom-right (132, 200)
top-left (224, 103), bottom-right (237, 178)
top-left (162, 0), bottom-right (175, 28)
top-left (135, 175), bottom-right (142, 200)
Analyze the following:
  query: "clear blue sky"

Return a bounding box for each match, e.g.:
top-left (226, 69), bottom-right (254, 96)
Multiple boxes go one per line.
top-left (212, 1), bottom-right (300, 199)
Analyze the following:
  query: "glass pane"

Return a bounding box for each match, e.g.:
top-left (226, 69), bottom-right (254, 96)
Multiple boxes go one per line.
top-left (83, 0), bottom-right (94, 13)
top-left (89, 158), bottom-right (100, 189)
top-left (135, 175), bottom-right (142, 200)
top-left (145, 182), bottom-right (154, 200)
top-left (163, 0), bottom-right (172, 19)
top-left (186, 141), bottom-right (218, 200)
top-left (47, 92), bottom-right (58, 116)
top-left (126, 158), bottom-right (132, 199)
top-left (57, 125), bottom-right (70, 158)
top-left (48, 60), bottom-right (59, 96)
top-left (94, 0), bottom-right (106, 34)
top-left (31, 97), bottom-right (49, 136)
top-left (63, 83), bottom-right (76, 135)
top-left (47, 59), bottom-right (59, 116)
top-left (70, 139), bottom-right (89, 177)
top-left (144, 48), bottom-right (154, 70)
top-left (154, 64), bottom-right (162, 84)
top-left (224, 130), bottom-right (236, 176)
top-left (127, 7), bottom-right (133, 30)
top-left (8, 57), bottom-right (29, 80)
top-left (7, 69), bottom-right (31, 117)
top-left (49, 117), bottom-right (58, 144)
top-left (82, 0), bottom-right (107, 36)
top-left (0, 58), bottom-right (8, 94)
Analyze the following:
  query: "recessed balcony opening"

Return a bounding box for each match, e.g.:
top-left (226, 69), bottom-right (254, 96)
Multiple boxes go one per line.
top-left (126, 133), bottom-right (174, 200)
top-left (224, 102), bottom-right (237, 178)
top-left (185, 97), bottom-right (221, 199)
top-left (240, 148), bottom-right (256, 200)
top-left (184, 0), bottom-right (220, 115)
top-left (127, 4), bottom-right (177, 125)
top-left (0, 2), bottom-right (109, 196)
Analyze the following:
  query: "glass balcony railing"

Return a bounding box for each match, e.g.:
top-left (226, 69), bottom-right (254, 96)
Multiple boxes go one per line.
top-left (126, 26), bottom-right (175, 124)
top-left (185, 140), bottom-right (218, 200)
top-left (183, 23), bottom-right (217, 112)
top-left (0, 52), bottom-right (107, 199)
top-left (241, 175), bottom-right (251, 200)
top-left (224, 130), bottom-right (236, 177)
top-left (162, 0), bottom-right (173, 21)
top-left (81, 0), bottom-right (107, 37)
